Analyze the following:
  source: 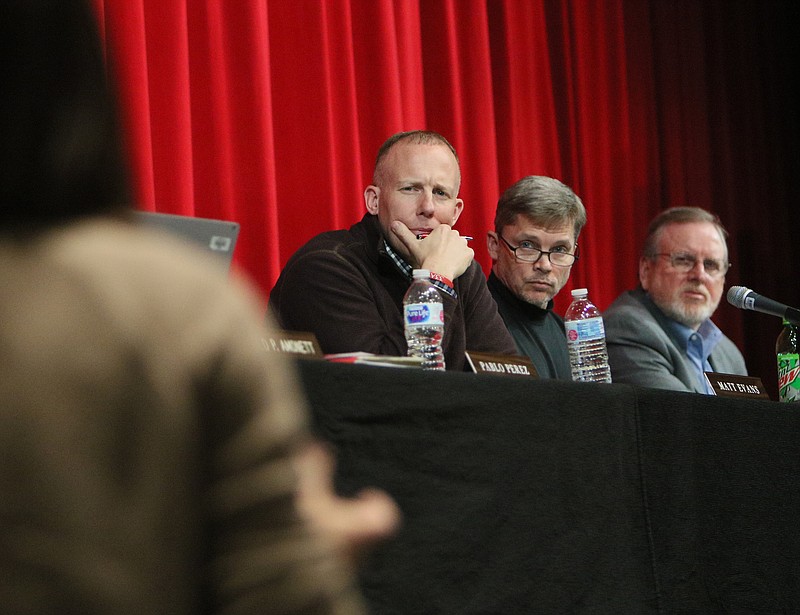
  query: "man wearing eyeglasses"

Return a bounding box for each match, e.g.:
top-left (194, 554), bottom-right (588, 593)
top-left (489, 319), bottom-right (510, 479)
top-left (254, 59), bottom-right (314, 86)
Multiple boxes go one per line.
top-left (604, 206), bottom-right (747, 393)
top-left (486, 176), bottom-right (587, 379)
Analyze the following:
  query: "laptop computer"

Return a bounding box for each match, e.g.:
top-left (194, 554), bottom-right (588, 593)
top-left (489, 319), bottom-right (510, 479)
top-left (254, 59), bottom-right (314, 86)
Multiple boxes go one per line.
top-left (133, 211), bottom-right (240, 269)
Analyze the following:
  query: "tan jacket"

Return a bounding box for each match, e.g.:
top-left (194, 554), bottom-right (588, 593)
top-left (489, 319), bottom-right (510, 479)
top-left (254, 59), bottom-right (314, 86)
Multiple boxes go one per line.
top-left (0, 218), bottom-right (362, 614)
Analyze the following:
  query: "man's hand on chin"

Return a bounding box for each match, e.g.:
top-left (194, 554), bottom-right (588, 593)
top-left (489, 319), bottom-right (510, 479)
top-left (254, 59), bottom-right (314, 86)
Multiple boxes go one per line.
top-left (390, 221), bottom-right (473, 281)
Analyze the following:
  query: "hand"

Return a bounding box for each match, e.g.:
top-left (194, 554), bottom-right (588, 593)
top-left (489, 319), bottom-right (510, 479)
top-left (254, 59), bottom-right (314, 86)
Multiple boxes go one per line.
top-left (293, 440), bottom-right (401, 563)
top-left (390, 221), bottom-right (473, 280)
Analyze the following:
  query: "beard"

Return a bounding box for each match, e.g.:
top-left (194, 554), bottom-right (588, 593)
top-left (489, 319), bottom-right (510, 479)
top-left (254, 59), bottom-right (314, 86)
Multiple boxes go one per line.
top-left (660, 302), bottom-right (713, 329)
top-left (657, 289), bottom-right (718, 329)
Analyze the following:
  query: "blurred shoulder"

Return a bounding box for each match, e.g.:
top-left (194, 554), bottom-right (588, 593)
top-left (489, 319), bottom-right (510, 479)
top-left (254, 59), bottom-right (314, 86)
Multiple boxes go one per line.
top-left (57, 217), bottom-right (249, 287)
top-left (45, 217), bottom-right (267, 328)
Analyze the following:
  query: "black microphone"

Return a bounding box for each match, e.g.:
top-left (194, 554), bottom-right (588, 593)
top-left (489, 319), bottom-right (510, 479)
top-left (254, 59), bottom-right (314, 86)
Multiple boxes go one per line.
top-left (727, 286), bottom-right (800, 325)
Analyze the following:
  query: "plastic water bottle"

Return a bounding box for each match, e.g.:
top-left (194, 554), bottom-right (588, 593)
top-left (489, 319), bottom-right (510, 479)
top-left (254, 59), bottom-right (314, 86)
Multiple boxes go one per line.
top-left (564, 288), bottom-right (612, 383)
top-left (403, 269), bottom-right (445, 370)
top-left (776, 319), bottom-right (799, 402)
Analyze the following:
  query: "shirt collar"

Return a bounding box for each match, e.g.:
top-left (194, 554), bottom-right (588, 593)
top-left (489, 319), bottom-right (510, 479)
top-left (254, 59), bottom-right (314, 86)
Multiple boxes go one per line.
top-left (383, 239), bottom-right (413, 279)
top-left (665, 317), bottom-right (723, 393)
top-left (383, 238), bottom-right (458, 299)
top-left (665, 318), bottom-right (723, 359)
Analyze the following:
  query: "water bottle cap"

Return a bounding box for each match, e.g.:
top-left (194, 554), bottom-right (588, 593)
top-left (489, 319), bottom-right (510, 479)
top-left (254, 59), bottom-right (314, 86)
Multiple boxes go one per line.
top-left (412, 269), bottom-right (431, 279)
top-left (571, 288), bottom-right (588, 298)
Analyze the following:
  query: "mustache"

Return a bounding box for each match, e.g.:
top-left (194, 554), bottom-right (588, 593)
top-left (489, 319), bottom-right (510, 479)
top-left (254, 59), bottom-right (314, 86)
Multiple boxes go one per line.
top-left (682, 283), bottom-right (710, 298)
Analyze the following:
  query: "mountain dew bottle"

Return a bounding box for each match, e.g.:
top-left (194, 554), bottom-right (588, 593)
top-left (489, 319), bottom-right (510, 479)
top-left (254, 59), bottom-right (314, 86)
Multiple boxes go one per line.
top-left (776, 319), bottom-right (800, 403)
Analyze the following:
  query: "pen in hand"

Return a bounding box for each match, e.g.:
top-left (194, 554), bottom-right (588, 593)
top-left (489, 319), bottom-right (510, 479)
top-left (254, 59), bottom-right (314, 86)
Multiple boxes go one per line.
top-left (416, 233), bottom-right (473, 241)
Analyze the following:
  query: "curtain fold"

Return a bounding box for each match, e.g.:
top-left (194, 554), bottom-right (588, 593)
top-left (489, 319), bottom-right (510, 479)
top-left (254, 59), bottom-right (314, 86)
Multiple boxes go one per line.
top-left (490, 1), bottom-right (563, 182)
top-left (421, 0), bottom-right (500, 267)
top-left (95, 0), bottom-right (799, 398)
top-left (100, 0), bottom-right (155, 208)
top-left (144, 1), bottom-right (195, 216)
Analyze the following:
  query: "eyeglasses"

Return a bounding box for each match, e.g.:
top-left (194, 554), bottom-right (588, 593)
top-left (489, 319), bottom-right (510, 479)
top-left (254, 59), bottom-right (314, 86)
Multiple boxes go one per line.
top-left (498, 234), bottom-right (578, 267)
top-left (650, 252), bottom-right (730, 278)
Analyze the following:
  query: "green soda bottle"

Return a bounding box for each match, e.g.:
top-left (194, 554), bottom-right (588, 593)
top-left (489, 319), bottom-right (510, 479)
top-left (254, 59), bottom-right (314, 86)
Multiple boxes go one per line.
top-left (776, 319), bottom-right (800, 402)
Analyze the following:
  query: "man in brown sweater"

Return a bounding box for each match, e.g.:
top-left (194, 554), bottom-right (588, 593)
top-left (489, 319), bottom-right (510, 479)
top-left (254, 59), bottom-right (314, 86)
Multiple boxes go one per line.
top-left (270, 131), bottom-right (517, 370)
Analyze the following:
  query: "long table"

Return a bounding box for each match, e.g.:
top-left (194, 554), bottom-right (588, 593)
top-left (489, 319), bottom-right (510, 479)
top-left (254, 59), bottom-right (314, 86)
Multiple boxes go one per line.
top-left (296, 359), bottom-right (800, 614)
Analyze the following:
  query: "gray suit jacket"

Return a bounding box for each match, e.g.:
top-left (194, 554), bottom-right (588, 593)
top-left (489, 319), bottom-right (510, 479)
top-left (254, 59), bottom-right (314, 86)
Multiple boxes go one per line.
top-left (604, 288), bottom-right (747, 393)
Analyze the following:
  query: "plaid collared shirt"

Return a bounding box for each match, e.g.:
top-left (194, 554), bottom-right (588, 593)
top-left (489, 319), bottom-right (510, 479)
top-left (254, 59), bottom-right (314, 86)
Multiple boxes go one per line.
top-left (383, 239), bottom-right (457, 299)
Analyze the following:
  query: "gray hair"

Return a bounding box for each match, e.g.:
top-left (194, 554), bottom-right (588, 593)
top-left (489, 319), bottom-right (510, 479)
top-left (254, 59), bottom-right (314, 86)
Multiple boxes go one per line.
top-left (642, 206), bottom-right (729, 259)
top-left (494, 176), bottom-right (587, 241)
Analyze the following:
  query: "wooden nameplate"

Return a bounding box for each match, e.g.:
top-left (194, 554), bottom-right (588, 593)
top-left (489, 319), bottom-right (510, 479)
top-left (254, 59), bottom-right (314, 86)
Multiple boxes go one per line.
top-left (704, 372), bottom-right (770, 400)
top-left (465, 351), bottom-right (538, 378)
top-left (262, 330), bottom-right (323, 358)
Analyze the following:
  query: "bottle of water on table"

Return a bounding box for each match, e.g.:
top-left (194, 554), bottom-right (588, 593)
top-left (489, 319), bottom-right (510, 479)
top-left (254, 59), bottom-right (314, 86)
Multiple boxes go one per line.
top-left (564, 288), bottom-right (612, 383)
top-left (403, 269), bottom-right (445, 370)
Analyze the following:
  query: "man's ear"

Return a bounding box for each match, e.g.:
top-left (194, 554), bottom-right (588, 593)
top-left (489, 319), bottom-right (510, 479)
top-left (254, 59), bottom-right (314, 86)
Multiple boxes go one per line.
top-left (451, 198), bottom-right (464, 225)
top-left (487, 231), bottom-right (500, 260)
top-left (364, 185), bottom-right (380, 215)
top-left (639, 256), bottom-right (651, 290)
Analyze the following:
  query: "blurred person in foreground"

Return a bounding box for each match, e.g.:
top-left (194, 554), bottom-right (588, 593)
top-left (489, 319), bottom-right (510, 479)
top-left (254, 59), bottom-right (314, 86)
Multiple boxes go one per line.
top-left (603, 207), bottom-right (747, 393)
top-left (486, 176), bottom-right (586, 379)
top-left (269, 130), bottom-right (517, 370)
top-left (0, 1), bottom-right (397, 613)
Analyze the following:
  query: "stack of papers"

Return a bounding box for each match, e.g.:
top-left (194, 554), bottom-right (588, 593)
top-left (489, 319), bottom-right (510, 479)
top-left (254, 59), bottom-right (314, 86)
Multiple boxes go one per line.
top-left (324, 352), bottom-right (423, 368)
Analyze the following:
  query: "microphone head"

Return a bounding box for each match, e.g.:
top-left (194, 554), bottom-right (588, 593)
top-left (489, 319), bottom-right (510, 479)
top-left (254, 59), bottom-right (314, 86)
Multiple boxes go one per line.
top-left (727, 285), bottom-right (751, 309)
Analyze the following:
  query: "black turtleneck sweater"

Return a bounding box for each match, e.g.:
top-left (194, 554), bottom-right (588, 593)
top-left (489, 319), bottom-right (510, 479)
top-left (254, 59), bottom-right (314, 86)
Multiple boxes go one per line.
top-left (487, 271), bottom-right (571, 380)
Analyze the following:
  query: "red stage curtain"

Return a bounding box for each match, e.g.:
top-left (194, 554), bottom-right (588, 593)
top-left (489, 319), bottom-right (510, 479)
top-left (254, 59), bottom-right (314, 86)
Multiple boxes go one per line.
top-left (93, 0), bottom-right (799, 397)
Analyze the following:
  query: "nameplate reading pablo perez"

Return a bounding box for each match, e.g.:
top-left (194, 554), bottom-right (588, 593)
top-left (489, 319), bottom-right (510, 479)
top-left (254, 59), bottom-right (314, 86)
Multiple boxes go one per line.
top-left (465, 351), bottom-right (538, 378)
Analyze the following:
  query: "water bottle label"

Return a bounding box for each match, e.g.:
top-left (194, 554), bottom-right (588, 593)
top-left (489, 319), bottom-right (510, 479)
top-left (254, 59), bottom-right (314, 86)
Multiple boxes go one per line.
top-left (565, 316), bottom-right (606, 342)
top-left (777, 352), bottom-right (800, 402)
top-left (404, 302), bottom-right (444, 327)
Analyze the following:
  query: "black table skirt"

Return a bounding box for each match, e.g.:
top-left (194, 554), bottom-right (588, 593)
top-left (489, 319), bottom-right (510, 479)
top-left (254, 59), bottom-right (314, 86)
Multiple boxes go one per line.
top-left (296, 359), bottom-right (800, 614)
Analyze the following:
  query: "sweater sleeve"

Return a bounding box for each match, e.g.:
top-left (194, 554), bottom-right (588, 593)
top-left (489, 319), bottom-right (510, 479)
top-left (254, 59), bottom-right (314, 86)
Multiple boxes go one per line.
top-left (269, 244), bottom-right (408, 357)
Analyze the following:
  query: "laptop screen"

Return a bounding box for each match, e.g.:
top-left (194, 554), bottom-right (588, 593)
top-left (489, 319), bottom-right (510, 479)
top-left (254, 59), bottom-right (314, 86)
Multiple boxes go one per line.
top-left (133, 211), bottom-right (240, 269)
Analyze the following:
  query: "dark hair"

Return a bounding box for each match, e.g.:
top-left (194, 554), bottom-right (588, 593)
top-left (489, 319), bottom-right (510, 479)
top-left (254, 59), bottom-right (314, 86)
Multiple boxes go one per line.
top-left (372, 130), bottom-right (460, 189)
top-left (494, 175), bottom-right (587, 241)
top-left (641, 207), bottom-right (729, 259)
top-left (0, 0), bottom-right (130, 230)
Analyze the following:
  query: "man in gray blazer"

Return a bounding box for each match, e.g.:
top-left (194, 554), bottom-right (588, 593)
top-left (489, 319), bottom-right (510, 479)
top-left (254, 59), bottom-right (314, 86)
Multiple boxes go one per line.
top-left (604, 207), bottom-right (747, 393)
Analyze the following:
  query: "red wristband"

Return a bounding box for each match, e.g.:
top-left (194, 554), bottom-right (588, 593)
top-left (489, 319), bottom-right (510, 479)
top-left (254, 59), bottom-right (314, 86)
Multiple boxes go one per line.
top-left (429, 271), bottom-right (454, 289)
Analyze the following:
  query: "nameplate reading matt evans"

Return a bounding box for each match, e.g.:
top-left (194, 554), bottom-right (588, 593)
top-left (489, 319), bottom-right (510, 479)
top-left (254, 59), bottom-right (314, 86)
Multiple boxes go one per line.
top-left (704, 372), bottom-right (770, 400)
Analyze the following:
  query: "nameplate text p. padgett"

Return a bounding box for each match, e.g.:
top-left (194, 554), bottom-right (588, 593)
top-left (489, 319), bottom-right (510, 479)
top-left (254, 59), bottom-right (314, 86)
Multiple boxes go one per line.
top-left (262, 330), bottom-right (323, 358)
